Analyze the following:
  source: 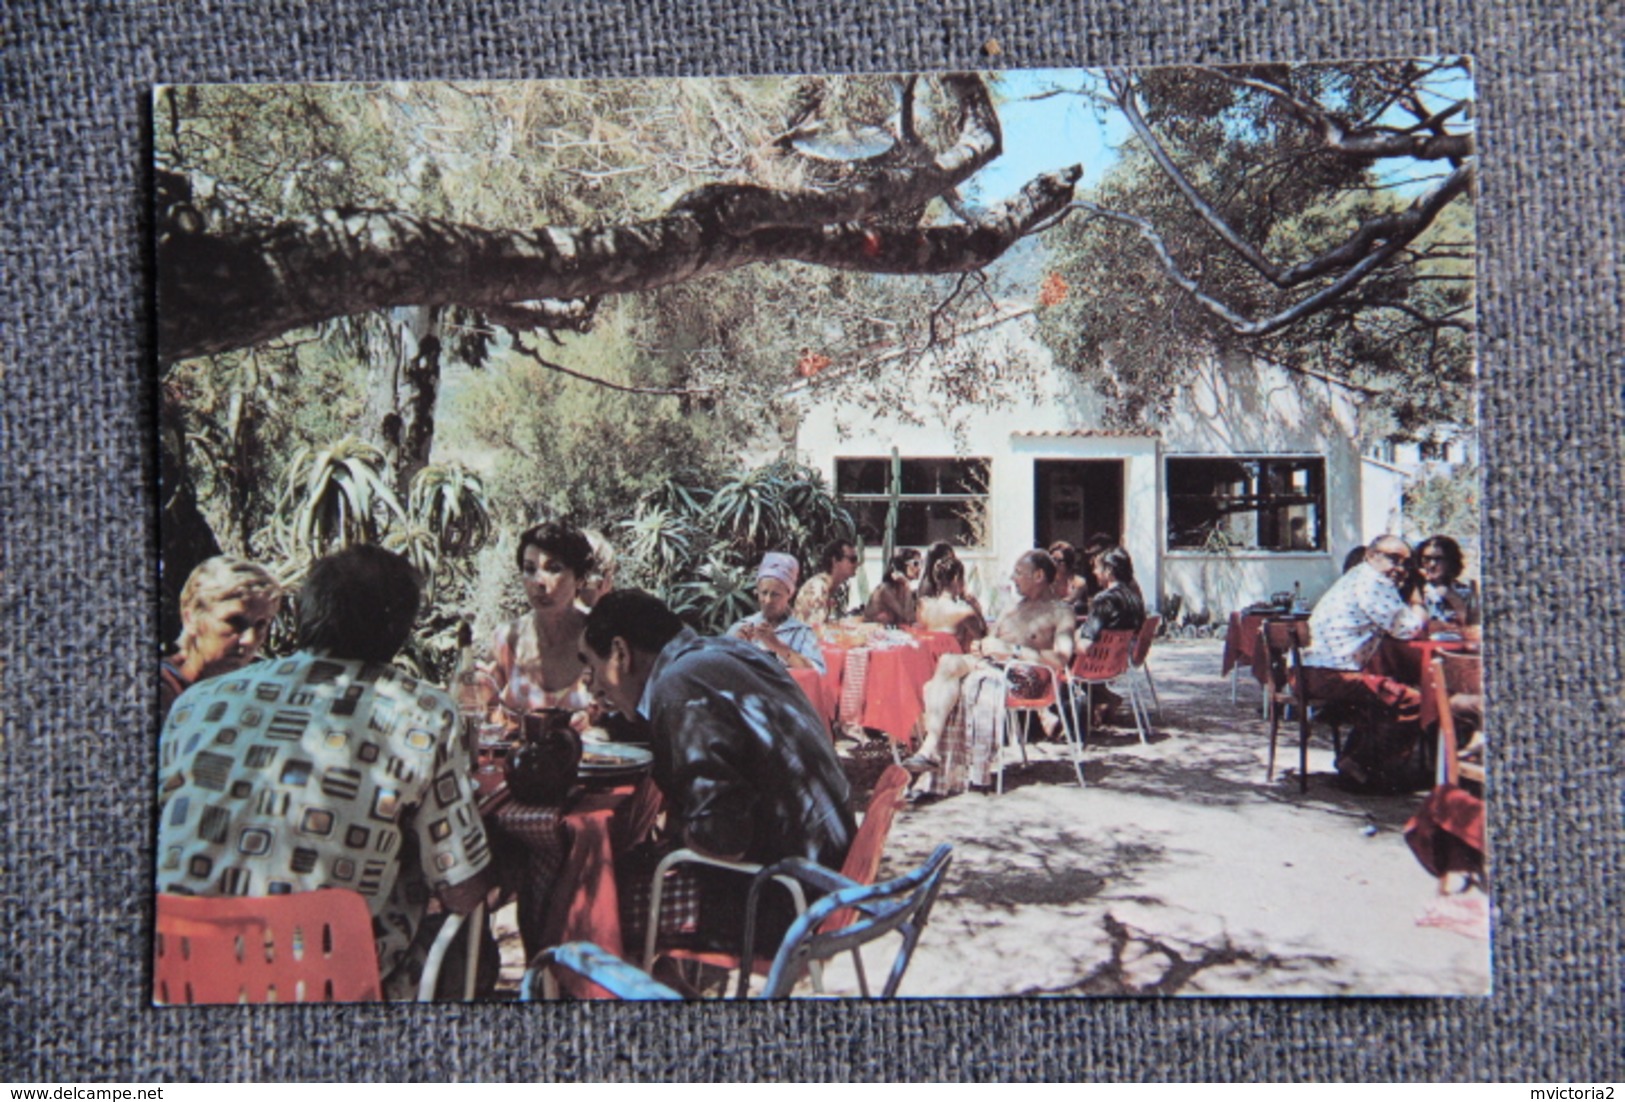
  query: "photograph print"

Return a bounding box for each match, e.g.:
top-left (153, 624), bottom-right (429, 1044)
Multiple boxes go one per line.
top-left (154, 59), bottom-right (1485, 1002)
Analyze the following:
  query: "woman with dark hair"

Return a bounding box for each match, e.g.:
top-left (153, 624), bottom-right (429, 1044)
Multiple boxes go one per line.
top-left (487, 520), bottom-right (596, 718)
top-left (1080, 547), bottom-right (1147, 642)
top-left (1079, 546), bottom-right (1148, 727)
top-left (916, 555), bottom-right (988, 653)
top-left (916, 541), bottom-right (958, 600)
top-left (863, 547), bottom-right (921, 626)
top-left (1415, 535), bottom-right (1476, 627)
top-left (1047, 541), bottom-right (1088, 609)
top-left (1078, 532), bottom-right (1117, 603)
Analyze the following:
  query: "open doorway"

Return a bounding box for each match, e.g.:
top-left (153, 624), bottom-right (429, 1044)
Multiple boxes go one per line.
top-left (1034, 460), bottom-right (1124, 550)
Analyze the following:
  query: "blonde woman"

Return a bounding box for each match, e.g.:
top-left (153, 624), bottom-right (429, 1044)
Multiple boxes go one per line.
top-left (161, 556), bottom-right (283, 716)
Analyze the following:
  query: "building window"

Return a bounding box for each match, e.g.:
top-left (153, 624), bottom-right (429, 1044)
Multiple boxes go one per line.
top-left (835, 457), bottom-right (990, 548)
top-left (1166, 456), bottom-right (1326, 552)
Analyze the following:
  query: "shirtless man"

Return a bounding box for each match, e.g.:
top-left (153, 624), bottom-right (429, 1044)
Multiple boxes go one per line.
top-left (902, 549), bottom-right (1077, 774)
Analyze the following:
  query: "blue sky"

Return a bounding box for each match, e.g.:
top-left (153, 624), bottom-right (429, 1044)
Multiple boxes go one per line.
top-left (963, 64), bottom-right (1474, 204)
top-left (964, 69), bottom-right (1130, 204)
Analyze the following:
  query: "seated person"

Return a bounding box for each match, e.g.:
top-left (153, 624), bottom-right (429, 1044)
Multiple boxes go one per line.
top-left (576, 528), bottom-right (618, 611)
top-left (726, 552), bottom-right (825, 674)
top-left (1077, 545), bottom-right (1148, 726)
top-left (161, 556), bottom-right (283, 718)
top-left (1078, 546), bottom-right (1147, 642)
top-left (579, 589), bottom-right (855, 959)
top-left (916, 555), bottom-right (988, 653)
top-left (1415, 535), bottom-right (1478, 628)
top-left (488, 520), bottom-right (595, 718)
top-left (1077, 532), bottom-right (1116, 606)
top-left (1047, 541), bottom-right (1087, 609)
top-left (1300, 536), bottom-right (1455, 784)
top-left (916, 541), bottom-right (959, 600)
top-left (863, 547), bottom-right (921, 626)
top-left (903, 550), bottom-right (1076, 791)
top-left (793, 538), bottom-right (859, 627)
top-left (156, 545), bottom-right (495, 999)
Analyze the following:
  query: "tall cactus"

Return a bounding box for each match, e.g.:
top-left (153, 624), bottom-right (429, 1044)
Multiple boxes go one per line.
top-left (881, 446), bottom-right (901, 569)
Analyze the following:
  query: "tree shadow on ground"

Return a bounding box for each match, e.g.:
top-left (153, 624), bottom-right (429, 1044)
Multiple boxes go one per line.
top-left (941, 831), bottom-right (1166, 912)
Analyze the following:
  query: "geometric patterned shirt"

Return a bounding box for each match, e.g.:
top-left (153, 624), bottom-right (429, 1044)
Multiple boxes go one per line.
top-left (156, 650), bottom-right (492, 989)
top-left (1300, 562), bottom-right (1428, 671)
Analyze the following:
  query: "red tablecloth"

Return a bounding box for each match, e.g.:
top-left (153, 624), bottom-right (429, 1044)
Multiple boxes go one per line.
top-left (790, 667), bottom-right (834, 726)
top-left (1368, 636), bottom-right (1478, 728)
top-left (820, 632), bottom-right (958, 746)
top-left (1221, 611), bottom-right (1308, 686)
top-left (482, 778), bottom-right (656, 999)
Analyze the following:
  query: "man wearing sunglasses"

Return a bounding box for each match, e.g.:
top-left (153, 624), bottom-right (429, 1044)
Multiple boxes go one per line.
top-left (1299, 536), bottom-right (1449, 785)
top-left (794, 539), bottom-right (859, 627)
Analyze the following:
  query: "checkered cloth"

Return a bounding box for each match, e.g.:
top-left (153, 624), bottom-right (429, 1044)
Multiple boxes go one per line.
top-left (837, 647), bottom-right (870, 725)
top-left (616, 847), bottom-right (705, 947)
top-left (916, 663), bottom-right (1012, 796)
top-left (482, 799), bottom-right (570, 957)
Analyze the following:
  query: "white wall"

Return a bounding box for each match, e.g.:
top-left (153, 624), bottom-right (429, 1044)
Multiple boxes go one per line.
top-left (788, 318), bottom-right (1371, 621)
top-left (1156, 351), bottom-right (1364, 618)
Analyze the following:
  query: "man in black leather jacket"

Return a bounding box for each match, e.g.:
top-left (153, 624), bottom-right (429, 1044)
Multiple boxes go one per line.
top-left (579, 589), bottom-right (855, 957)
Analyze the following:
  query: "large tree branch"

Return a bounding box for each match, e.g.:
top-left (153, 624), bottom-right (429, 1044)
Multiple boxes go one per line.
top-left (1109, 72), bottom-right (1474, 292)
top-left (1067, 199), bottom-right (1420, 338)
top-left (159, 160), bottom-right (1080, 361)
top-left (1195, 67), bottom-right (1474, 161)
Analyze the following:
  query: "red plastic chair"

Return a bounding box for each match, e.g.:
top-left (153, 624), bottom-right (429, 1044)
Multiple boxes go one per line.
top-left (153, 889), bottom-right (382, 1004)
top-left (993, 661), bottom-right (1060, 794)
top-left (1130, 615), bottom-right (1163, 717)
top-left (1060, 629), bottom-right (1144, 765)
top-left (639, 765), bottom-right (912, 994)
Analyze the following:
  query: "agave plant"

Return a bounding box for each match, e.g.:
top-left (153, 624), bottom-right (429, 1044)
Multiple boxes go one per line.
top-left (666, 551), bottom-right (757, 635)
top-left (384, 521), bottom-right (442, 592)
top-left (408, 463), bottom-right (493, 557)
top-left (278, 437), bottom-right (405, 554)
top-left (620, 501), bottom-right (698, 587)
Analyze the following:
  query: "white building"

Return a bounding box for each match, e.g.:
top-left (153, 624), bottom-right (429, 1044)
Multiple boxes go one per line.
top-left (785, 309), bottom-right (1392, 622)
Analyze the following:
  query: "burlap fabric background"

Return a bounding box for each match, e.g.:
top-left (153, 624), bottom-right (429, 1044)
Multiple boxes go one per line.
top-left (3, 0), bottom-right (1620, 1082)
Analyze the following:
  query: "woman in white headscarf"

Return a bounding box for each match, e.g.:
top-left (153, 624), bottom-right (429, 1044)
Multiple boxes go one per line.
top-left (725, 551), bottom-right (826, 673)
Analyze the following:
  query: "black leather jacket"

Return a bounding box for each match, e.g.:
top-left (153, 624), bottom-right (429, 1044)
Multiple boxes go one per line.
top-left (637, 628), bottom-right (854, 869)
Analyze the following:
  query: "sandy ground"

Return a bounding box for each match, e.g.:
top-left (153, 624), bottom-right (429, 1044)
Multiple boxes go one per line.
top-left (495, 638), bottom-right (1490, 998)
top-left (819, 638), bottom-right (1491, 998)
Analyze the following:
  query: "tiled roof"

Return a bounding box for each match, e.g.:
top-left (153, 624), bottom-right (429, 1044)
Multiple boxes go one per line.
top-left (1013, 428), bottom-right (1161, 438)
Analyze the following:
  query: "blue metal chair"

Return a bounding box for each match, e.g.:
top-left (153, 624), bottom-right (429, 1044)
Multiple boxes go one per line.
top-left (521, 844), bottom-right (954, 1000)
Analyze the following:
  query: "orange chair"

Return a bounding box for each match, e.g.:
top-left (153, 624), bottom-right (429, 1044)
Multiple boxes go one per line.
top-left (1062, 629), bottom-right (1146, 751)
top-left (639, 765), bottom-right (912, 994)
top-left (993, 660), bottom-right (1060, 794)
top-left (154, 889), bottom-right (382, 1004)
top-left (1129, 615), bottom-right (1163, 717)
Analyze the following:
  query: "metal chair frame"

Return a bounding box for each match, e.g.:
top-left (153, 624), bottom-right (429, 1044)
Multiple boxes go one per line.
top-left (640, 765), bottom-right (912, 992)
top-left (1061, 629), bottom-right (1150, 750)
top-left (522, 844), bottom-right (955, 1000)
top-left (1262, 618), bottom-right (1351, 793)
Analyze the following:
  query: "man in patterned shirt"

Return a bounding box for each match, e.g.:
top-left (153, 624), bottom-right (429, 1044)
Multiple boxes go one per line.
top-left (157, 545), bottom-right (494, 998)
top-left (1300, 535), bottom-right (1436, 725)
top-left (792, 539), bottom-right (858, 627)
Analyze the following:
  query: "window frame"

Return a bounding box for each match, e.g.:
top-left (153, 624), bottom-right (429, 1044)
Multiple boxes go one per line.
top-left (834, 456), bottom-right (992, 550)
top-left (1163, 453), bottom-right (1328, 555)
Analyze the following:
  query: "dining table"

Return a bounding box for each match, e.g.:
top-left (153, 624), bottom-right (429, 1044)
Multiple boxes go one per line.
top-left (818, 625), bottom-right (960, 747)
top-left (1367, 632), bottom-right (1482, 730)
top-left (1221, 609), bottom-right (1308, 709)
top-left (479, 772), bottom-right (662, 999)
top-left (789, 666), bottom-right (836, 729)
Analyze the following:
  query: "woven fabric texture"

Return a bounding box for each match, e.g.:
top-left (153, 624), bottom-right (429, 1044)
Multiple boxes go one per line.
top-left (3, 0), bottom-right (1621, 1082)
